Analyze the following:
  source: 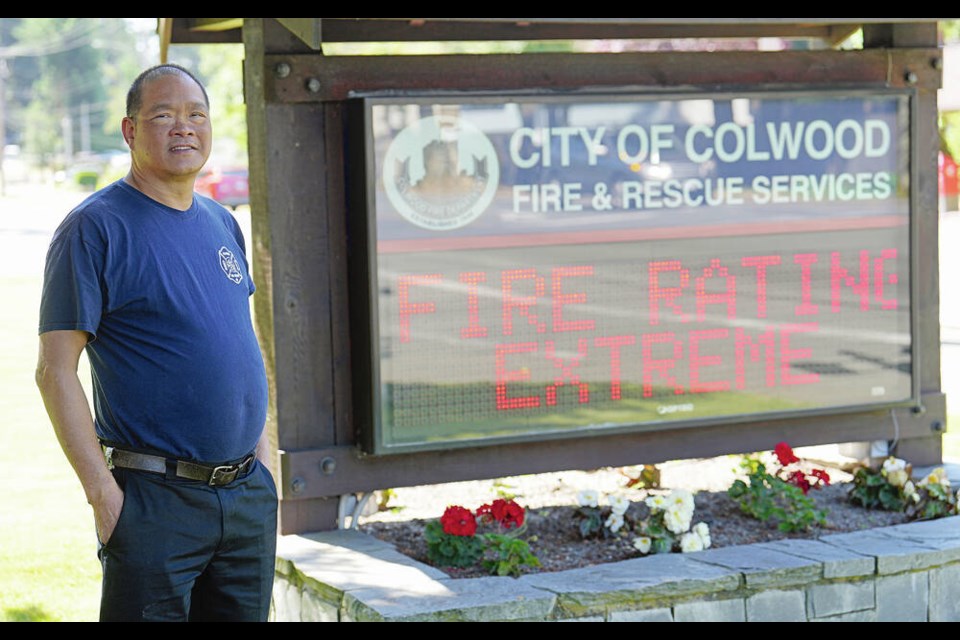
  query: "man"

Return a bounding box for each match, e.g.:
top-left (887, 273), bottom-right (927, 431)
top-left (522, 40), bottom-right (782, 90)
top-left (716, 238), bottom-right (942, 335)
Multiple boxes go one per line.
top-left (35, 63), bottom-right (277, 622)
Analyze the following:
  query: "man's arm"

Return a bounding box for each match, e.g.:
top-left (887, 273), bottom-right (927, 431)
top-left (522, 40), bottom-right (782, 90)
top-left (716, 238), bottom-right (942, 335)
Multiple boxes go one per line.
top-left (255, 427), bottom-right (274, 474)
top-left (35, 330), bottom-right (124, 544)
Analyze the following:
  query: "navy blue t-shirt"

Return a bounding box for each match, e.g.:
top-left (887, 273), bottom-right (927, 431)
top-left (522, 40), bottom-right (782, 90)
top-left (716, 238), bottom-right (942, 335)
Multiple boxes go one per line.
top-left (39, 180), bottom-right (268, 464)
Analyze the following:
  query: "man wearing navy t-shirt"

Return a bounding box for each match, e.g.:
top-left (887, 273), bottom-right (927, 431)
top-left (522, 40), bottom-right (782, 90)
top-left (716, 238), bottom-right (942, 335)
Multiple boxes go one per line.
top-left (35, 64), bottom-right (277, 622)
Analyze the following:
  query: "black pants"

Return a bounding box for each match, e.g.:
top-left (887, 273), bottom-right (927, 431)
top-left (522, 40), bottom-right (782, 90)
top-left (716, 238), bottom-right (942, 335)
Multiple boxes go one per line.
top-left (97, 460), bottom-right (278, 622)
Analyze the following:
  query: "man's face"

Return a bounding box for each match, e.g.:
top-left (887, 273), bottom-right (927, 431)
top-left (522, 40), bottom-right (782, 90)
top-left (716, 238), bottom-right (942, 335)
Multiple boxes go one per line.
top-left (122, 73), bottom-right (212, 183)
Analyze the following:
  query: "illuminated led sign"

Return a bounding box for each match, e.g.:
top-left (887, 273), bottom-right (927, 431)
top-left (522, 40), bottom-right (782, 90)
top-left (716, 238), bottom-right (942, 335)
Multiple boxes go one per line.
top-left (350, 91), bottom-right (914, 454)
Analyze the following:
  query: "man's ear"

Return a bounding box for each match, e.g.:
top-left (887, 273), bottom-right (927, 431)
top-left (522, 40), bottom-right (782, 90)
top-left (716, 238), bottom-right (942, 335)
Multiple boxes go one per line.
top-left (121, 117), bottom-right (136, 149)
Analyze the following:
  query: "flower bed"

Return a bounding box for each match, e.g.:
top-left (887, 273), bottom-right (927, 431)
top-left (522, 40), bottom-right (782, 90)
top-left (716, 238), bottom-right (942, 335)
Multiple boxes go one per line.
top-left (275, 513), bottom-right (960, 622)
top-left (359, 446), bottom-right (957, 579)
top-left (274, 450), bottom-right (960, 621)
top-left (361, 480), bottom-right (908, 578)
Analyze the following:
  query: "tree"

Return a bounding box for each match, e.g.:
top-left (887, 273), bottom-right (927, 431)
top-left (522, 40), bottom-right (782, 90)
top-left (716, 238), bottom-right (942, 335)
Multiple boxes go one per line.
top-left (3, 18), bottom-right (157, 171)
top-left (13, 19), bottom-right (106, 166)
top-left (0, 19), bottom-right (37, 148)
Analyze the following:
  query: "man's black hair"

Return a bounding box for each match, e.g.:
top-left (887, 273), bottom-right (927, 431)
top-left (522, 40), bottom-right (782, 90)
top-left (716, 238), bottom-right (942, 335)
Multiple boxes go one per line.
top-left (126, 63), bottom-right (209, 119)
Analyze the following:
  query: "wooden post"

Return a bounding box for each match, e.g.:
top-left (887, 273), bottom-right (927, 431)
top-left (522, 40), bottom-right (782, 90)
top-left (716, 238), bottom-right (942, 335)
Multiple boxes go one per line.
top-left (865, 22), bottom-right (944, 465)
top-left (244, 18), bottom-right (343, 532)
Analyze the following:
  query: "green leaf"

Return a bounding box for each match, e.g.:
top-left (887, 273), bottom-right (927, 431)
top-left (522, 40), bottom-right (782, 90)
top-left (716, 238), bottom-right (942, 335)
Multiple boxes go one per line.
top-left (479, 533), bottom-right (540, 578)
top-left (727, 480), bottom-right (747, 499)
top-left (652, 537), bottom-right (674, 554)
top-left (426, 529), bottom-right (484, 568)
top-left (579, 514), bottom-right (602, 539)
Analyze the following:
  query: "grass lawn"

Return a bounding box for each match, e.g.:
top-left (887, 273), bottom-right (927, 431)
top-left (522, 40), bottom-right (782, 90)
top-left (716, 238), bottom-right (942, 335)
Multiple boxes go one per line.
top-left (0, 276), bottom-right (101, 622)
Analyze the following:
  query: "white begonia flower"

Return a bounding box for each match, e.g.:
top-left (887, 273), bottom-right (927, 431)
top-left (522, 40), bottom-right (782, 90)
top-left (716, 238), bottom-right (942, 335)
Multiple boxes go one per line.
top-left (903, 480), bottom-right (917, 497)
top-left (882, 457), bottom-right (907, 475)
top-left (577, 489), bottom-right (600, 508)
top-left (886, 469), bottom-right (909, 488)
top-left (680, 532), bottom-right (705, 553)
top-left (664, 505), bottom-right (692, 535)
top-left (605, 512), bottom-right (625, 533)
top-left (919, 467), bottom-right (950, 489)
top-left (607, 494), bottom-right (631, 516)
top-left (645, 495), bottom-right (668, 511)
top-left (693, 522), bottom-right (711, 548)
top-left (633, 537), bottom-right (652, 554)
top-left (670, 489), bottom-right (695, 512)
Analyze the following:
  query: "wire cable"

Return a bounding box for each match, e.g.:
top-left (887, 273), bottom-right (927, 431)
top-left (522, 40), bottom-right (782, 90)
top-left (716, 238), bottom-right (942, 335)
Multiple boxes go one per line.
top-left (891, 408), bottom-right (901, 452)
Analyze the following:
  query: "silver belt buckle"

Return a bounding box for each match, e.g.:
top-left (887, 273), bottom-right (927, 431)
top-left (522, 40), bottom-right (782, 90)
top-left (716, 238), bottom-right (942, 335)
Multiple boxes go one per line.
top-left (209, 465), bottom-right (239, 486)
top-left (104, 446), bottom-right (115, 470)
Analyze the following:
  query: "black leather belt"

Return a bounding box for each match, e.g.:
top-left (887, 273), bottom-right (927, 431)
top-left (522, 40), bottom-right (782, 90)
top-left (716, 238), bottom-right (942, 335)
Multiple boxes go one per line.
top-left (104, 447), bottom-right (256, 487)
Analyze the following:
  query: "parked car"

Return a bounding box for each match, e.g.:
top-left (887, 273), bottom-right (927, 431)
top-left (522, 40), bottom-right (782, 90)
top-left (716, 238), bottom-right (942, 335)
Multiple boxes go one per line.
top-left (940, 150), bottom-right (958, 213)
top-left (195, 166), bottom-right (249, 209)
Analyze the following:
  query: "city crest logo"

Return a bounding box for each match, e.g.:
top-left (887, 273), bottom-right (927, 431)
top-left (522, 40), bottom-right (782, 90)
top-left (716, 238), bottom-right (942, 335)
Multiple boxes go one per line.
top-left (382, 114), bottom-right (500, 231)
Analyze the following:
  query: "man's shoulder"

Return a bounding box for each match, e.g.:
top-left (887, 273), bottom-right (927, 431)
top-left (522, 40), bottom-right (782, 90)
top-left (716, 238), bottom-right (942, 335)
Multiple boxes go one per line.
top-left (81, 179), bottom-right (132, 206)
top-left (50, 181), bottom-right (129, 243)
top-left (61, 181), bottom-right (134, 226)
top-left (194, 192), bottom-right (235, 220)
top-left (194, 192), bottom-right (244, 236)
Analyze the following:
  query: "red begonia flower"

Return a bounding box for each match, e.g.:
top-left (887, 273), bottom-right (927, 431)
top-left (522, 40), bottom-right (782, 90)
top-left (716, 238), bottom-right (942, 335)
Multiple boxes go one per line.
top-left (787, 470), bottom-right (812, 495)
top-left (774, 442), bottom-right (800, 466)
top-left (479, 499), bottom-right (526, 529)
top-left (440, 505), bottom-right (477, 537)
top-left (499, 501), bottom-right (525, 529)
top-left (811, 468), bottom-right (831, 486)
top-left (476, 502), bottom-right (494, 525)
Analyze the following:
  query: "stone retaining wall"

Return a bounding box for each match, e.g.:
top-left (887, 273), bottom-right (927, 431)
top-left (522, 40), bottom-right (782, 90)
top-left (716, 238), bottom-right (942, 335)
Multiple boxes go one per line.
top-left (271, 516), bottom-right (960, 622)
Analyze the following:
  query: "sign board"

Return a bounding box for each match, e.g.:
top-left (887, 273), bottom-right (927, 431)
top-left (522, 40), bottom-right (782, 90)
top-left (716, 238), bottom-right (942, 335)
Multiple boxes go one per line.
top-left (350, 91), bottom-right (914, 454)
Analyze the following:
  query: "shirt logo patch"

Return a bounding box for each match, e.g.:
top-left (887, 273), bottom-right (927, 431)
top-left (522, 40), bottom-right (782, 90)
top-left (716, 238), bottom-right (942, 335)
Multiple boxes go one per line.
top-left (218, 247), bottom-right (244, 285)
